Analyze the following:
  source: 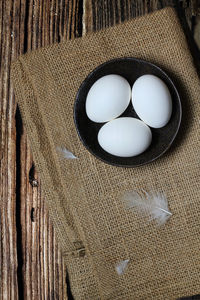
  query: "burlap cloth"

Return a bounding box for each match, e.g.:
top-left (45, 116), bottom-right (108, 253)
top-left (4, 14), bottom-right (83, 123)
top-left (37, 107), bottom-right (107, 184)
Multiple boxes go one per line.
top-left (11, 7), bottom-right (200, 300)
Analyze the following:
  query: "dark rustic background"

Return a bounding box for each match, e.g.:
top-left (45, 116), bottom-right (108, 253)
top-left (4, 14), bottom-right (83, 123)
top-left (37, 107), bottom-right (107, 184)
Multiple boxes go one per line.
top-left (1, 1), bottom-right (200, 299)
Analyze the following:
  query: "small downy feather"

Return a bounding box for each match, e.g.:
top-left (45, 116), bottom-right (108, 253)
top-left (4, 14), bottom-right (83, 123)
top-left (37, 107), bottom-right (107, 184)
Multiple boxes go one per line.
top-left (56, 146), bottom-right (77, 159)
top-left (115, 259), bottom-right (130, 275)
top-left (123, 190), bottom-right (172, 225)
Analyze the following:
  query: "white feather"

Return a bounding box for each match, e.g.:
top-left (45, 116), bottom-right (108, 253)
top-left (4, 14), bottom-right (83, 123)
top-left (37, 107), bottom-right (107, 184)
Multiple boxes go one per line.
top-left (56, 146), bottom-right (77, 159)
top-left (115, 259), bottom-right (129, 275)
top-left (123, 190), bottom-right (172, 225)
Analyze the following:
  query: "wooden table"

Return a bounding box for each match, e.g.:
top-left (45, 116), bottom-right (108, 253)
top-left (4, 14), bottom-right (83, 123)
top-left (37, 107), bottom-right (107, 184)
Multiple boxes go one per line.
top-left (1, 1), bottom-right (200, 299)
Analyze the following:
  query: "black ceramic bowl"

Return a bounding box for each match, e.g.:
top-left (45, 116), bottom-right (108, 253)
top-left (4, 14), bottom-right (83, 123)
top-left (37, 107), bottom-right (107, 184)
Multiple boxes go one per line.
top-left (74, 58), bottom-right (182, 167)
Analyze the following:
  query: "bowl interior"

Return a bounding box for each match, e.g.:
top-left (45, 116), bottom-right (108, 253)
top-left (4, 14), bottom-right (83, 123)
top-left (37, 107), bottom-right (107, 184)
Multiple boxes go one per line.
top-left (74, 58), bottom-right (181, 167)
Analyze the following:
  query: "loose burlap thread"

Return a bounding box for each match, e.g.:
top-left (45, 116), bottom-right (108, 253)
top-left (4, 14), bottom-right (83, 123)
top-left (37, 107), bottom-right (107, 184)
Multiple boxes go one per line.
top-left (11, 7), bottom-right (200, 300)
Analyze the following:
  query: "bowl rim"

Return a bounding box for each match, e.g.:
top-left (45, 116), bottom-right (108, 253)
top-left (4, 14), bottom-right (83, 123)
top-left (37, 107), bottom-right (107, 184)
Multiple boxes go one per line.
top-left (73, 57), bottom-right (182, 168)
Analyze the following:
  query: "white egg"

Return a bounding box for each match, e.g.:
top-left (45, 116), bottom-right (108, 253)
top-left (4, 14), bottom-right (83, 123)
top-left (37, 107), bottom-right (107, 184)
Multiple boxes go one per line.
top-left (132, 75), bottom-right (172, 128)
top-left (98, 117), bottom-right (152, 157)
top-left (86, 74), bottom-right (131, 123)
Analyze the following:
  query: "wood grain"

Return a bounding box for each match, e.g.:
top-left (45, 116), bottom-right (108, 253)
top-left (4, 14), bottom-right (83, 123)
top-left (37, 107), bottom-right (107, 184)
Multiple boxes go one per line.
top-left (83, 0), bottom-right (176, 33)
top-left (83, 0), bottom-right (200, 33)
top-left (0, 1), bottom-right (82, 299)
top-left (0, 1), bottom-right (24, 299)
top-left (0, 0), bottom-right (199, 300)
top-left (17, 2), bottom-right (82, 299)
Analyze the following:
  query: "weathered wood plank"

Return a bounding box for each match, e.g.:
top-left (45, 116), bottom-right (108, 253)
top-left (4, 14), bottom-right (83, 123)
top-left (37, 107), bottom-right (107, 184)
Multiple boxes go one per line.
top-left (83, 0), bottom-right (198, 33)
top-left (0, 1), bottom-right (25, 299)
top-left (18, 1), bottom-right (82, 299)
top-left (1, 0), bottom-right (82, 299)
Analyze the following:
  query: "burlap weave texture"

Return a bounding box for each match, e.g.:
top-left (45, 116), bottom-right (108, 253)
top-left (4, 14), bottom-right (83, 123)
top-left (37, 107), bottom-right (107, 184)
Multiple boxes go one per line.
top-left (11, 7), bottom-right (200, 300)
